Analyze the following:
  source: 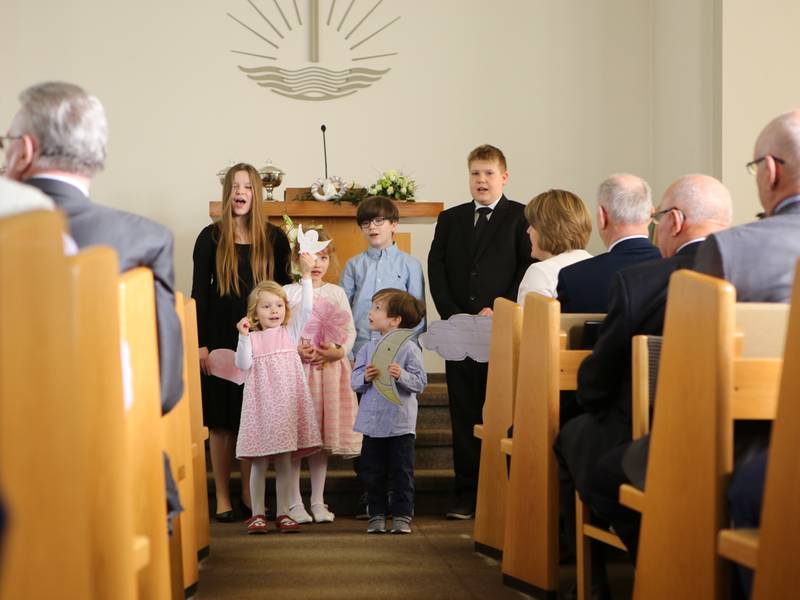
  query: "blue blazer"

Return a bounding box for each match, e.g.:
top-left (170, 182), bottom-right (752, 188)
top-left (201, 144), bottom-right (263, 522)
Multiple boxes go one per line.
top-left (556, 237), bottom-right (661, 314)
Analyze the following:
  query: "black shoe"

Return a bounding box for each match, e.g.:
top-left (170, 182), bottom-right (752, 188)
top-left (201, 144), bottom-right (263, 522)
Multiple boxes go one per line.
top-left (445, 501), bottom-right (475, 520)
top-left (214, 510), bottom-right (236, 523)
top-left (355, 492), bottom-right (369, 520)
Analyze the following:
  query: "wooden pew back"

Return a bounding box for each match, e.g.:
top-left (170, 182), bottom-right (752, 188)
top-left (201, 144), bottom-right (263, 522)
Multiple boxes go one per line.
top-left (0, 211), bottom-right (91, 599)
top-left (752, 266), bottom-right (800, 598)
top-left (501, 291), bottom-right (601, 594)
top-left (119, 268), bottom-right (171, 600)
top-left (69, 247), bottom-right (136, 600)
top-left (473, 298), bottom-right (523, 555)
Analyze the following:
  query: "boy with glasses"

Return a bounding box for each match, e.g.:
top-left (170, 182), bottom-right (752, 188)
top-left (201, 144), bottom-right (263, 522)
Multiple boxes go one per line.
top-left (340, 195), bottom-right (426, 517)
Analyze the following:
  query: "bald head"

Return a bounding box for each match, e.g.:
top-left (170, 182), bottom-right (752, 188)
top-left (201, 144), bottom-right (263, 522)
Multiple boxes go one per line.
top-left (657, 174), bottom-right (732, 257)
top-left (753, 110), bottom-right (800, 211)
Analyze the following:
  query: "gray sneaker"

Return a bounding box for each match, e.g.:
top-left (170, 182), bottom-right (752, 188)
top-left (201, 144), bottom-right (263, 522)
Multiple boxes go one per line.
top-left (391, 515), bottom-right (412, 534)
top-left (367, 515), bottom-right (386, 534)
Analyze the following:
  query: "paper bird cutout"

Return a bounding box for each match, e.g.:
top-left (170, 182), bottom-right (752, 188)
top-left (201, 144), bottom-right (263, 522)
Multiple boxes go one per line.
top-left (297, 224), bottom-right (331, 256)
top-left (207, 348), bottom-right (246, 385)
top-left (371, 328), bottom-right (416, 406)
top-left (419, 314), bottom-right (493, 363)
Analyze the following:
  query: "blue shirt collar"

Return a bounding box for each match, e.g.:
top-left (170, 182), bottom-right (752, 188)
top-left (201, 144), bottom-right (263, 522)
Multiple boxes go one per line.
top-left (366, 241), bottom-right (400, 260)
top-left (774, 194), bottom-right (800, 215)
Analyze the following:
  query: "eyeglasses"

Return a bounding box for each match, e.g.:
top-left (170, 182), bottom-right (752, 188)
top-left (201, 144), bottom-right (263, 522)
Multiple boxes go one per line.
top-left (0, 135), bottom-right (22, 151)
top-left (652, 207), bottom-right (685, 223)
top-left (746, 155), bottom-right (785, 175)
top-left (358, 217), bottom-right (387, 230)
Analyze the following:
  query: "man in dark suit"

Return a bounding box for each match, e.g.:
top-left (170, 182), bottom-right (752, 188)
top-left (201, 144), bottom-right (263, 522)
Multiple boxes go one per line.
top-left (557, 174), bottom-right (660, 314)
top-left (3, 81), bottom-right (184, 523)
top-left (428, 144), bottom-right (533, 518)
top-left (553, 175), bottom-right (732, 591)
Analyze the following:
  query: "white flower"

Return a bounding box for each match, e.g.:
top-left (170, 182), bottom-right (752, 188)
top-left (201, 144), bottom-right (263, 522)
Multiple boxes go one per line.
top-left (386, 186), bottom-right (395, 196)
top-left (400, 187), bottom-right (407, 195)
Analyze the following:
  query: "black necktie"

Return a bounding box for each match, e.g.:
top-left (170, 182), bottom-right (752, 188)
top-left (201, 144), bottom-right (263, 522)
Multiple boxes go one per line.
top-left (473, 207), bottom-right (492, 245)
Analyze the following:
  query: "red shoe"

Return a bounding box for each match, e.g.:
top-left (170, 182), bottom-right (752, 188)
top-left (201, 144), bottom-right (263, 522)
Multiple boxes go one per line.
top-left (276, 514), bottom-right (301, 533)
top-left (246, 515), bottom-right (268, 534)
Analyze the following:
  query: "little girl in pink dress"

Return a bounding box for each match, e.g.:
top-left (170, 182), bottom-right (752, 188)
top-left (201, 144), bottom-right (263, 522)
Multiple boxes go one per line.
top-left (284, 231), bottom-right (362, 524)
top-left (234, 252), bottom-right (322, 533)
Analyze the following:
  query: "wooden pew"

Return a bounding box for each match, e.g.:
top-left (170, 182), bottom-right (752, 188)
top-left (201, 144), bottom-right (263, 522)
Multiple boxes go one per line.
top-left (628, 271), bottom-right (786, 599)
top-left (119, 268), bottom-right (172, 600)
top-left (0, 211), bottom-right (92, 599)
top-left (500, 290), bottom-right (602, 596)
top-left (717, 264), bottom-right (800, 598)
top-left (164, 293), bottom-right (199, 596)
top-left (183, 297), bottom-right (211, 559)
top-left (69, 247), bottom-right (137, 600)
top-left (473, 298), bottom-right (522, 556)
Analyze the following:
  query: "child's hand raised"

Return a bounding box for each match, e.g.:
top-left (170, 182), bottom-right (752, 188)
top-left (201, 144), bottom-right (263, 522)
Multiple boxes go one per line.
top-left (364, 364), bottom-right (379, 382)
top-left (237, 317), bottom-right (251, 336)
top-left (298, 252), bottom-right (315, 278)
top-left (388, 363), bottom-right (402, 380)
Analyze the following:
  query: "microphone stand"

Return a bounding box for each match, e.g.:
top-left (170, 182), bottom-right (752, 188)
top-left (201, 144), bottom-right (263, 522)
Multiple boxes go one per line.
top-left (321, 124), bottom-right (328, 180)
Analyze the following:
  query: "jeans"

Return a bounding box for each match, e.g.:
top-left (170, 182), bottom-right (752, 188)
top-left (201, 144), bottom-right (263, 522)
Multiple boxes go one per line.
top-left (359, 434), bottom-right (415, 517)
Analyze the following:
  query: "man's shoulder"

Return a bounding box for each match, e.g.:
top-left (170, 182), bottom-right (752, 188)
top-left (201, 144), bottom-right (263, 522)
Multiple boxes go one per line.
top-left (86, 202), bottom-right (171, 240)
top-left (711, 210), bottom-right (800, 248)
top-left (439, 201), bottom-right (475, 218)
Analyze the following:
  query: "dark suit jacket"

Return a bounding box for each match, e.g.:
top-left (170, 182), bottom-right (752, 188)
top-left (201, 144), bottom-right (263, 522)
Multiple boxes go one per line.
top-left (576, 242), bottom-right (701, 423)
top-left (428, 196), bottom-right (533, 319)
top-left (28, 177), bottom-right (184, 414)
top-left (556, 237), bottom-right (661, 314)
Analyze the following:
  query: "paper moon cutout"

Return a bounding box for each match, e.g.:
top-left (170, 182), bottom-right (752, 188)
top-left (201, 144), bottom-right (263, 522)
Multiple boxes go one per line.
top-left (371, 328), bottom-right (416, 406)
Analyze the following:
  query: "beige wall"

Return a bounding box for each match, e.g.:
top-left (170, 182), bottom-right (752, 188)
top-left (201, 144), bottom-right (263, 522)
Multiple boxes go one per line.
top-left (2, 0), bottom-right (655, 372)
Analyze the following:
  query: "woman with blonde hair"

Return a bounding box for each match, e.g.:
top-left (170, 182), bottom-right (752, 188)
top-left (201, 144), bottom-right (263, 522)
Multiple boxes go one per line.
top-left (517, 189), bottom-right (593, 303)
top-left (192, 162), bottom-right (291, 521)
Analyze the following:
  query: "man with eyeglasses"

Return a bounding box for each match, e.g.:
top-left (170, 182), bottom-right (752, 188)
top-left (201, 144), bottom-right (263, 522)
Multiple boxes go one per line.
top-left (3, 81), bottom-right (185, 530)
top-left (554, 175), bottom-right (732, 598)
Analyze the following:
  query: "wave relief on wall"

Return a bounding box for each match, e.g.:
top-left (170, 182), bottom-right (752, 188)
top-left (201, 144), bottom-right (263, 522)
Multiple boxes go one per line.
top-left (228, 0), bottom-right (399, 102)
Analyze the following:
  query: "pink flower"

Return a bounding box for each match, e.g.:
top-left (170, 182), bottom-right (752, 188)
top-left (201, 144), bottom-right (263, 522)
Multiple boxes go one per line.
top-left (304, 297), bottom-right (350, 347)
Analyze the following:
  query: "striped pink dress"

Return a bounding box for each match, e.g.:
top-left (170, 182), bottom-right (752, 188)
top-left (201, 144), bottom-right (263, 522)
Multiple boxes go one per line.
top-left (285, 282), bottom-right (362, 457)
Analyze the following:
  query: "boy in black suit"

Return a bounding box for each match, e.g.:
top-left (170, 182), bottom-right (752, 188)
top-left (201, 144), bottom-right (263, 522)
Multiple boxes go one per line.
top-left (428, 144), bottom-right (533, 518)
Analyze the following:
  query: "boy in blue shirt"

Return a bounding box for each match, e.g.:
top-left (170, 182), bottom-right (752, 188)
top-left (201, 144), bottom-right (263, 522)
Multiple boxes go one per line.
top-left (352, 289), bottom-right (427, 534)
top-left (341, 196), bottom-right (427, 517)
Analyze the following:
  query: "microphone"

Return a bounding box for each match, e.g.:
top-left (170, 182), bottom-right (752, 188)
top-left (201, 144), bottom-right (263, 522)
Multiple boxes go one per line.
top-left (321, 124), bottom-right (328, 180)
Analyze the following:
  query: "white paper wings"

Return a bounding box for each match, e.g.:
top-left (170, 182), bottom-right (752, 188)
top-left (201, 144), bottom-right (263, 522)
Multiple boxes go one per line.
top-left (297, 224), bottom-right (332, 256)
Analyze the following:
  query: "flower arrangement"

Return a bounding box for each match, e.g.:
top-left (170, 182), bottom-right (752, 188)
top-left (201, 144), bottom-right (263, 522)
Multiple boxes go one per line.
top-left (310, 176), bottom-right (350, 201)
top-left (368, 169), bottom-right (416, 201)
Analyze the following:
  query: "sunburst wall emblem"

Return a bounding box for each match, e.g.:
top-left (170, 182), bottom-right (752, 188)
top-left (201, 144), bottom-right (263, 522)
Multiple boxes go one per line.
top-left (228, 0), bottom-right (400, 101)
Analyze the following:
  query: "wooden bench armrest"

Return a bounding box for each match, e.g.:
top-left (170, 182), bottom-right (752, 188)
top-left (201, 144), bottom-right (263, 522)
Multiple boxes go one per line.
top-left (718, 528), bottom-right (759, 569)
top-left (583, 524), bottom-right (627, 551)
top-left (191, 442), bottom-right (199, 459)
top-left (133, 535), bottom-right (151, 572)
top-left (202, 426), bottom-right (209, 441)
top-left (500, 437), bottom-right (512, 456)
top-left (473, 424), bottom-right (484, 440)
top-left (619, 484), bottom-right (644, 513)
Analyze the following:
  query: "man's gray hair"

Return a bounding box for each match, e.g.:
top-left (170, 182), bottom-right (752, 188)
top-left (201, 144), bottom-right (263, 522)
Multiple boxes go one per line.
top-left (597, 174), bottom-right (652, 224)
top-left (16, 82), bottom-right (107, 177)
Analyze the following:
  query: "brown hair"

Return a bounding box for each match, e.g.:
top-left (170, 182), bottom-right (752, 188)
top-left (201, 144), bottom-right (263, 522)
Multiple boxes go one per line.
top-left (356, 196), bottom-right (399, 225)
top-left (524, 189), bottom-right (592, 255)
top-left (215, 163), bottom-right (277, 296)
top-left (246, 280), bottom-right (291, 330)
top-left (467, 144), bottom-right (507, 172)
top-left (290, 225), bottom-right (340, 276)
top-left (372, 288), bottom-right (426, 329)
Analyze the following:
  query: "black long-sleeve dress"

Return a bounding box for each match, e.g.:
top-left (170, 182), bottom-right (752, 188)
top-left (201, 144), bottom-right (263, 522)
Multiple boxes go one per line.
top-left (191, 222), bottom-right (291, 431)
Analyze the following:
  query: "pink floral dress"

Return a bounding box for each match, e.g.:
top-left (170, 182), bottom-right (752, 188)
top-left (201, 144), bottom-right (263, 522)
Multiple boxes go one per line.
top-left (235, 278), bottom-right (322, 458)
top-left (285, 282), bottom-right (362, 457)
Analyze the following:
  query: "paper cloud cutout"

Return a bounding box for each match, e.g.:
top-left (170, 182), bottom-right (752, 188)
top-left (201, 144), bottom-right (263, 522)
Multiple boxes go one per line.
top-left (297, 224), bottom-right (331, 256)
top-left (419, 314), bottom-right (493, 363)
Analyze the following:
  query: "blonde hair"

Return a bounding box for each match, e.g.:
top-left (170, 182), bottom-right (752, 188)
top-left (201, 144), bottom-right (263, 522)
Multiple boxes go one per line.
top-left (246, 281), bottom-right (291, 330)
top-left (290, 225), bottom-right (340, 276)
top-left (215, 163), bottom-right (278, 296)
top-left (467, 144), bottom-right (507, 172)
top-left (524, 189), bottom-right (592, 254)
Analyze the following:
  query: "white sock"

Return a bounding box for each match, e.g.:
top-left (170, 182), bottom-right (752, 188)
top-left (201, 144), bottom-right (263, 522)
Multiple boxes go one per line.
top-left (274, 453), bottom-right (292, 516)
top-left (249, 457), bottom-right (269, 517)
top-left (309, 452), bottom-right (328, 507)
top-left (290, 455), bottom-right (304, 508)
